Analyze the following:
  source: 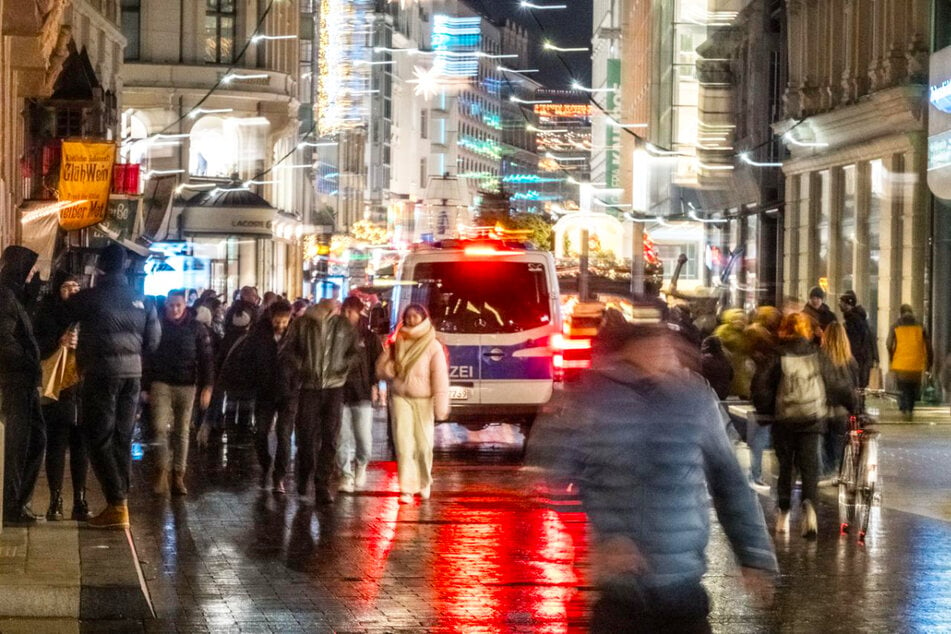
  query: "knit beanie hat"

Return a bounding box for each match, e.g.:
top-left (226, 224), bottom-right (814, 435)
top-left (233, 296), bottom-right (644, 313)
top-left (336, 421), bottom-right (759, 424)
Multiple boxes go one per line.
top-left (98, 243), bottom-right (127, 273)
top-left (808, 286), bottom-right (825, 300)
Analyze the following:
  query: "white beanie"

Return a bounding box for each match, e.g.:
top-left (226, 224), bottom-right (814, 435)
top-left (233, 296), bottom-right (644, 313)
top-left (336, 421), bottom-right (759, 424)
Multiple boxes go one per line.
top-left (195, 305), bottom-right (213, 326)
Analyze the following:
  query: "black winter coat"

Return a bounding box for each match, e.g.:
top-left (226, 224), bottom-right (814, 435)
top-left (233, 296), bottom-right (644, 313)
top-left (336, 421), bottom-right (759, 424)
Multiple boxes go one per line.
top-left (66, 273), bottom-right (161, 378)
top-left (33, 293), bottom-right (74, 360)
top-left (0, 247), bottom-right (41, 387)
top-left (343, 318), bottom-right (384, 404)
top-left (843, 306), bottom-right (877, 368)
top-left (145, 314), bottom-right (214, 389)
top-left (228, 319), bottom-right (285, 404)
top-left (700, 336), bottom-right (733, 400)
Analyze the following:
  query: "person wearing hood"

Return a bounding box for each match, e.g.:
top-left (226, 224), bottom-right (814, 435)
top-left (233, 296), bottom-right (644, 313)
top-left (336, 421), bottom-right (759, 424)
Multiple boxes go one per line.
top-left (33, 272), bottom-right (91, 521)
top-left (700, 336), bottom-right (732, 400)
top-left (886, 304), bottom-right (932, 420)
top-left (66, 243), bottom-right (161, 529)
top-left (745, 305), bottom-right (782, 491)
top-left (839, 290), bottom-right (878, 388)
top-left (376, 304), bottom-right (449, 504)
top-left (802, 286), bottom-right (837, 340)
top-left (752, 312), bottom-right (835, 538)
top-left (713, 308), bottom-right (752, 398)
top-left (284, 298), bottom-right (359, 504)
top-left (0, 245), bottom-right (46, 525)
top-left (528, 322), bottom-right (777, 631)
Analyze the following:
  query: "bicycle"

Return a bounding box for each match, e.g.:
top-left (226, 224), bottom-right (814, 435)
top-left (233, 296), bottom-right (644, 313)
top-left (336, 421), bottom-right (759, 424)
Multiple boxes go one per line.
top-left (837, 402), bottom-right (880, 542)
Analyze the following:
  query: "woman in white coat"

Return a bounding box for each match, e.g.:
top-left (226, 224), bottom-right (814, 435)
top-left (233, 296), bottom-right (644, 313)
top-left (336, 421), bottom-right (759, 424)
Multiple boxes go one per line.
top-left (377, 304), bottom-right (450, 503)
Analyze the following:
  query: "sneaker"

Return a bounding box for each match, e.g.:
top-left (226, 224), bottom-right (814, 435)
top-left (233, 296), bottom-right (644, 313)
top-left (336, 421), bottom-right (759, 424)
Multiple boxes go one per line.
top-left (801, 500), bottom-right (818, 538)
top-left (775, 510), bottom-right (790, 534)
top-left (354, 464), bottom-right (368, 488)
top-left (88, 504), bottom-right (130, 530)
top-left (273, 478), bottom-right (286, 495)
top-left (818, 477), bottom-right (838, 488)
top-left (419, 485), bottom-right (431, 500)
top-left (398, 493), bottom-right (413, 504)
top-left (338, 477), bottom-right (355, 494)
top-left (750, 480), bottom-right (771, 494)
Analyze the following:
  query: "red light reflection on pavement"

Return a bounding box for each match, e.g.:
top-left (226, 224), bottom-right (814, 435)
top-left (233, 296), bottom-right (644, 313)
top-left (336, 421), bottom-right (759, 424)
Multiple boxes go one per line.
top-left (349, 462), bottom-right (401, 611)
top-left (431, 494), bottom-right (589, 631)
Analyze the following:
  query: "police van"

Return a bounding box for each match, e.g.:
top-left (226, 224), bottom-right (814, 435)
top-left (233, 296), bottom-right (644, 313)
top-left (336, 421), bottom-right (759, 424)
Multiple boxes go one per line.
top-left (390, 236), bottom-right (562, 431)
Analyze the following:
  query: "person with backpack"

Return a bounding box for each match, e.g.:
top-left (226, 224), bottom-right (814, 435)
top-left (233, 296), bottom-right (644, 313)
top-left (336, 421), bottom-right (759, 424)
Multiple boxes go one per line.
top-left (752, 312), bottom-right (834, 538)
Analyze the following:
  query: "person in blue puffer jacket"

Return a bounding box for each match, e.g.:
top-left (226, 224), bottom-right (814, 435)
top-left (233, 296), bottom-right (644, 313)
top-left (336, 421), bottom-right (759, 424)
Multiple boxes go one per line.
top-left (529, 321), bottom-right (778, 633)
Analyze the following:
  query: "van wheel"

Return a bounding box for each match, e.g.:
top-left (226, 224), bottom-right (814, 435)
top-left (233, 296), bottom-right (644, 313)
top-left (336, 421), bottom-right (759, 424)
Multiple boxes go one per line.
top-left (519, 418), bottom-right (535, 458)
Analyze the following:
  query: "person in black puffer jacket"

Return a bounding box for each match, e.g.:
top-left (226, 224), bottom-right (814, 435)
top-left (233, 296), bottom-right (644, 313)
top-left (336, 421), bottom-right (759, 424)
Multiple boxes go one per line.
top-left (144, 289), bottom-right (214, 496)
top-left (33, 272), bottom-right (91, 521)
top-left (0, 245), bottom-right (46, 526)
top-left (700, 335), bottom-right (733, 400)
top-left (66, 243), bottom-right (161, 529)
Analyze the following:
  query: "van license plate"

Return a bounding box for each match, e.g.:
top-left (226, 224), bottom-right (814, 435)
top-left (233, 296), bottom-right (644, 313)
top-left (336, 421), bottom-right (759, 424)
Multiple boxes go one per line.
top-left (449, 386), bottom-right (469, 400)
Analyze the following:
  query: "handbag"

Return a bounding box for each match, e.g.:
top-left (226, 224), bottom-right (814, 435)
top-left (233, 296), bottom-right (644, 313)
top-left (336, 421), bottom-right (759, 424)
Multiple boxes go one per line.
top-left (40, 345), bottom-right (80, 401)
top-left (867, 364), bottom-right (883, 392)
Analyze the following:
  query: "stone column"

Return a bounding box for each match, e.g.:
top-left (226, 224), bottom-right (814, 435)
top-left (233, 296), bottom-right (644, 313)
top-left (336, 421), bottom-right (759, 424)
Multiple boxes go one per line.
top-left (853, 161), bottom-right (871, 303)
top-left (868, 0), bottom-right (885, 91)
top-left (827, 166), bottom-right (845, 302)
top-left (802, 171), bottom-right (821, 299)
top-left (784, 173), bottom-right (800, 300)
top-left (783, 0), bottom-right (805, 117)
top-left (902, 140), bottom-right (929, 313)
top-left (878, 152), bottom-right (904, 365)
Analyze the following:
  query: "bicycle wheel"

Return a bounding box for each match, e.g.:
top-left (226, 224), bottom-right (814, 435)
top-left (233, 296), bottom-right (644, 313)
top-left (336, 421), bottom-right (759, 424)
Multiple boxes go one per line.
top-left (838, 439), bottom-right (858, 533)
top-left (854, 445), bottom-right (875, 542)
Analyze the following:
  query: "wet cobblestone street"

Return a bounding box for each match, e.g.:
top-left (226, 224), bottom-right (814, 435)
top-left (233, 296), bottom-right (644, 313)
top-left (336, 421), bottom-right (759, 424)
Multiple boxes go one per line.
top-left (109, 421), bottom-right (951, 633)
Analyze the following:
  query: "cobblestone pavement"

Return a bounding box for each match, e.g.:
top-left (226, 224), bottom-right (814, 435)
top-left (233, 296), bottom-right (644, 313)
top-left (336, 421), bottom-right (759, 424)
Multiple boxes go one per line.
top-left (95, 418), bottom-right (951, 633)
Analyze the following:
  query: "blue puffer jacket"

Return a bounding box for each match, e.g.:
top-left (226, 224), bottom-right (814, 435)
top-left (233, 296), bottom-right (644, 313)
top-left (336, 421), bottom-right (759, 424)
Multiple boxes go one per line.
top-left (530, 363), bottom-right (778, 591)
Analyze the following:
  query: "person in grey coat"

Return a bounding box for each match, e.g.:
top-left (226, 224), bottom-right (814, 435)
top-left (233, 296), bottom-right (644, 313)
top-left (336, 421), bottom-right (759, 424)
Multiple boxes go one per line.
top-left (529, 322), bottom-right (778, 632)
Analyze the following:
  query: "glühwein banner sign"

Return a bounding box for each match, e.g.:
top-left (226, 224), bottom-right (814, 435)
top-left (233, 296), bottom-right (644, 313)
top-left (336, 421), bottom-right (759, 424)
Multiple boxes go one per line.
top-left (58, 141), bottom-right (116, 230)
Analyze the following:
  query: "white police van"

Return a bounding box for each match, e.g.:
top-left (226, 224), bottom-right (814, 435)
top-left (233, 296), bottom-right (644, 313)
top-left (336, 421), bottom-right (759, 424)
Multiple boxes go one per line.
top-left (390, 236), bottom-right (562, 432)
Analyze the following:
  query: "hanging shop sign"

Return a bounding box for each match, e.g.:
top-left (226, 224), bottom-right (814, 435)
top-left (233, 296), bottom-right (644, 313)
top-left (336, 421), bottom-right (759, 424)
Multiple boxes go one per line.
top-left (57, 141), bottom-right (116, 230)
top-left (181, 206), bottom-right (276, 236)
top-left (89, 196), bottom-right (143, 248)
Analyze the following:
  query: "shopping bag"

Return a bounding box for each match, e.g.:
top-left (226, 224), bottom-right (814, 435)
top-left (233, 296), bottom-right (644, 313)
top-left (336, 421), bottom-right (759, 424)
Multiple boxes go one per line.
top-left (867, 364), bottom-right (883, 392)
top-left (40, 346), bottom-right (80, 401)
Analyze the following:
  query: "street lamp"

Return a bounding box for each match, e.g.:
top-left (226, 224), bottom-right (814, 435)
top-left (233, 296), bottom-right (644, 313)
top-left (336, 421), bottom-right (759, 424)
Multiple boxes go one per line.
top-left (509, 96), bottom-right (552, 105)
top-left (543, 41), bottom-right (589, 53)
top-left (572, 81), bottom-right (617, 94)
top-left (498, 65), bottom-right (541, 73)
top-left (520, 1), bottom-right (568, 8)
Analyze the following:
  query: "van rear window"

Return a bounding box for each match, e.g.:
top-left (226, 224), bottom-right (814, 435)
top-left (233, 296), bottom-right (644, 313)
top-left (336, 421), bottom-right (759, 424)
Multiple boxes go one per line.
top-left (411, 261), bottom-right (551, 334)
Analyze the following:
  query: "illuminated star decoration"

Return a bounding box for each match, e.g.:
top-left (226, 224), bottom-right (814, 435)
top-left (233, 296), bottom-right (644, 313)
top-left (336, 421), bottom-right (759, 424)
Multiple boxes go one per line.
top-left (410, 65), bottom-right (443, 100)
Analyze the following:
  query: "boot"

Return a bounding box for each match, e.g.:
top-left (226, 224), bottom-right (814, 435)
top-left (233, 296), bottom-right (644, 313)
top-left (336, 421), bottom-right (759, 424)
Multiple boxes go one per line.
top-left (153, 467), bottom-right (169, 495)
top-left (71, 490), bottom-right (92, 522)
top-left (46, 491), bottom-right (65, 521)
top-left (171, 470), bottom-right (188, 496)
top-left (87, 503), bottom-right (129, 529)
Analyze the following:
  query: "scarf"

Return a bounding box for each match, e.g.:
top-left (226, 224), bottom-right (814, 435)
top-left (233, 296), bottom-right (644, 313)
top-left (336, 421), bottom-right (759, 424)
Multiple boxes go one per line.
top-left (394, 318), bottom-right (436, 380)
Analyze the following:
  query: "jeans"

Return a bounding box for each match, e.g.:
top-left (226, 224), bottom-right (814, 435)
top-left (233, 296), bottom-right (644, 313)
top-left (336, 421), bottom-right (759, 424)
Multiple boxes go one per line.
top-left (772, 426), bottom-right (820, 512)
top-left (254, 399), bottom-right (297, 482)
top-left (1, 383), bottom-right (46, 517)
top-left (150, 382), bottom-right (197, 473)
top-left (822, 415), bottom-right (847, 477)
top-left (896, 379), bottom-right (920, 413)
top-left (748, 421), bottom-right (771, 483)
top-left (390, 395), bottom-right (435, 495)
top-left (82, 377), bottom-right (140, 505)
top-left (592, 582), bottom-right (711, 633)
top-left (295, 388), bottom-right (343, 496)
top-left (336, 401), bottom-right (373, 480)
top-left (43, 386), bottom-right (88, 496)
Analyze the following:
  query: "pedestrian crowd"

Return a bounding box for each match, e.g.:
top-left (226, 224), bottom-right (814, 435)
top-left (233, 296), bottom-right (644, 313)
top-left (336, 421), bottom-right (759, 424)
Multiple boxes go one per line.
top-left (2, 243), bottom-right (448, 528)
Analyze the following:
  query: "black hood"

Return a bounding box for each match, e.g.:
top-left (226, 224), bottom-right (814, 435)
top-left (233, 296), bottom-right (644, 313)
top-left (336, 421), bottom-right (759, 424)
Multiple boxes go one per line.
top-left (0, 246), bottom-right (39, 294)
top-left (701, 336), bottom-right (723, 355)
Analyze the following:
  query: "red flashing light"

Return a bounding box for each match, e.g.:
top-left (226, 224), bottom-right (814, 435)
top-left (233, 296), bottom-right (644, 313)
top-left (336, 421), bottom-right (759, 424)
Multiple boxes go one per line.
top-left (463, 246), bottom-right (524, 257)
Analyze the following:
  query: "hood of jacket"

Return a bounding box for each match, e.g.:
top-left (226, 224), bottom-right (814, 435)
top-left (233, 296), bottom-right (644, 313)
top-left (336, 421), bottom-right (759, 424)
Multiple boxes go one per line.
top-left (0, 246), bottom-right (38, 295)
top-left (700, 336), bottom-right (723, 355)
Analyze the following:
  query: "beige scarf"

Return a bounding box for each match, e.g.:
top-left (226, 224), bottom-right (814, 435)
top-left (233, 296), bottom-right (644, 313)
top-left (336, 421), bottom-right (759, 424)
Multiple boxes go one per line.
top-left (394, 318), bottom-right (436, 380)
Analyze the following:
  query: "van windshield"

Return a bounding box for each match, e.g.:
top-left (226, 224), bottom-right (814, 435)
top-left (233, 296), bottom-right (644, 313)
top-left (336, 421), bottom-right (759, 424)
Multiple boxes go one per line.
top-left (411, 260), bottom-right (552, 334)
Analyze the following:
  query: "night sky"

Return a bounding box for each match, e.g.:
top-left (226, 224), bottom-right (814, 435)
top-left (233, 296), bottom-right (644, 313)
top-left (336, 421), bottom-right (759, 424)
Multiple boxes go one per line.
top-left (470, 0), bottom-right (593, 87)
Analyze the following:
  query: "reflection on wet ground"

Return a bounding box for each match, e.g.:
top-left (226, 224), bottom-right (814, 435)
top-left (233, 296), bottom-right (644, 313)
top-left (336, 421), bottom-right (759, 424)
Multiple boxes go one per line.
top-left (119, 421), bottom-right (951, 632)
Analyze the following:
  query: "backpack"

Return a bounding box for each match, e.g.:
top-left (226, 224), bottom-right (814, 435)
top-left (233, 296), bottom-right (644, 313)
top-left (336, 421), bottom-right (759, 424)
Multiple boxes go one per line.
top-left (776, 352), bottom-right (827, 420)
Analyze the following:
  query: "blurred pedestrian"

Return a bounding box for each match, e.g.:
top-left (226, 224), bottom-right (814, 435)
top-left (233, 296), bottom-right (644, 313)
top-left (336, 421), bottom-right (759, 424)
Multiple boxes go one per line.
top-left (820, 322), bottom-right (859, 482)
top-left (248, 299), bottom-right (296, 493)
top-left (199, 299), bottom-right (257, 442)
top-left (376, 304), bottom-right (449, 504)
top-left (700, 336), bottom-right (732, 400)
top-left (529, 322), bottom-right (778, 632)
top-left (746, 306), bottom-right (782, 490)
top-left (284, 298), bottom-right (358, 504)
top-left (144, 290), bottom-right (214, 496)
top-left (67, 243), bottom-right (161, 529)
top-left (839, 290), bottom-right (878, 387)
top-left (337, 296), bottom-right (383, 493)
top-left (0, 246), bottom-right (46, 526)
top-left (34, 272), bottom-right (90, 520)
top-left (713, 309), bottom-right (752, 398)
top-left (886, 304), bottom-right (932, 421)
top-left (802, 286), bottom-right (837, 341)
top-left (752, 312), bottom-right (832, 537)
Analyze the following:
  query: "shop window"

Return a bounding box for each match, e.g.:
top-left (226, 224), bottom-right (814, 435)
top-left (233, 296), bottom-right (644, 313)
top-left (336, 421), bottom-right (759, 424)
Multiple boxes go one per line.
top-left (205, 0), bottom-right (236, 64)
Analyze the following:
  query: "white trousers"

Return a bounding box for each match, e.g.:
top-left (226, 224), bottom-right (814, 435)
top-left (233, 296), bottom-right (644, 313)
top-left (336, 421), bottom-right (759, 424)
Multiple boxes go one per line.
top-left (390, 395), bottom-right (434, 494)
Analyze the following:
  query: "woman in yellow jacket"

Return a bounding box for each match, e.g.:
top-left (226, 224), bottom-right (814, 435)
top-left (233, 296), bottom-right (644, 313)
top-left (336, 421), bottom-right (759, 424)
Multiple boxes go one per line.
top-left (377, 304), bottom-right (450, 504)
top-left (886, 304), bottom-right (933, 420)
